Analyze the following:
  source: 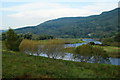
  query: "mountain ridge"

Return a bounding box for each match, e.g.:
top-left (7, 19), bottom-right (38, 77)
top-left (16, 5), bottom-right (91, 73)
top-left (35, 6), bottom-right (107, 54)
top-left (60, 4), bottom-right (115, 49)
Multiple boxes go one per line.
top-left (15, 8), bottom-right (119, 38)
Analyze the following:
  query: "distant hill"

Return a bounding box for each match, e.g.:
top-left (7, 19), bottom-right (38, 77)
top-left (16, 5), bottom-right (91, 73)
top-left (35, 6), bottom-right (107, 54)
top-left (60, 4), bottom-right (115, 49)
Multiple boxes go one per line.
top-left (0, 30), bottom-right (6, 34)
top-left (15, 8), bottom-right (119, 38)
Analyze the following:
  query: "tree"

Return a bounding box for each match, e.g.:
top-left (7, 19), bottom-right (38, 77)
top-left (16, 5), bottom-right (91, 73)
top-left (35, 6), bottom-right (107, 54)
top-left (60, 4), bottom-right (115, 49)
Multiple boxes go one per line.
top-left (37, 35), bottom-right (54, 40)
top-left (43, 39), bottom-right (65, 59)
top-left (102, 38), bottom-right (114, 46)
top-left (5, 28), bottom-right (22, 51)
top-left (24, 32), bottom-right (32, 40)
top-left (17, 33), bottom-right (24, 39)
top-left (74, 44), bottom-right (109, 63)
top-left (2, 32), bottom-right (6, 41)
top-left (114, 32), bottom-right (120, 42)
top-left (19, 39), bottom-right (39, 55)
top-left (74, 44), bottom-right (93, 62)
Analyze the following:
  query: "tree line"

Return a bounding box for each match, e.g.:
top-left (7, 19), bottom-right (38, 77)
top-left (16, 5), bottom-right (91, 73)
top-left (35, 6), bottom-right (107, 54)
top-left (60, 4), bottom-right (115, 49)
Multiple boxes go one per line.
top-left (2, 31), bottom-right (54, 41)
top-left (1, 28), bottom-right (54, 51)
top-left (101, 32), bottom-right (120, 47)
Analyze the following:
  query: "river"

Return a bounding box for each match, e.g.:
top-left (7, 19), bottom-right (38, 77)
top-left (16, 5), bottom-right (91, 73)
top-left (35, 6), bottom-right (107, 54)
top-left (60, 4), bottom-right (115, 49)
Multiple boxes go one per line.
top-left (33, 39), bottom-right (120, 65)
top-left (65, 39), bottom-right (120, 65)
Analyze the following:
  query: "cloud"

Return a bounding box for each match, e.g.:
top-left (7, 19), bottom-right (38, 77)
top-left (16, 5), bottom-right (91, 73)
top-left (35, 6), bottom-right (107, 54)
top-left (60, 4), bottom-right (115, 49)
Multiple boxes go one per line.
top-left (1, 2), bottom-right (65, 11)
top-left (1, 1), bottom-right (118, 30)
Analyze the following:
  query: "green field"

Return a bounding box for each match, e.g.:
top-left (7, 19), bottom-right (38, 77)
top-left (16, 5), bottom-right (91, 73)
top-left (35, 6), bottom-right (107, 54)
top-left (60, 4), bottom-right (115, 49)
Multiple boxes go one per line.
top-left (2, 50), bottom-right (120, 78)
top-left (102, 46), bottom-right (120, 53)
top-left (102, 46), bottom-right (120, 58)
top-left (92, 45), bottom-right (120, 58)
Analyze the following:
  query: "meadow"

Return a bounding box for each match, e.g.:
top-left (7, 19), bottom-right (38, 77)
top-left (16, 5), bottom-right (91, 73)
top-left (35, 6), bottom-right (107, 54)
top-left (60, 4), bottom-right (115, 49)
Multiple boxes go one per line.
top-left (2, 50), bottom-right (120, 78)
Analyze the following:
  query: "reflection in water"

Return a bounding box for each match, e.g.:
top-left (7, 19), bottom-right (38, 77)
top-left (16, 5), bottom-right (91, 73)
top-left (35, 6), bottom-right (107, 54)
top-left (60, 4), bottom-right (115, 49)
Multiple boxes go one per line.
top-left (65, 43), bottom-right (87, 47)
top-left (82, 39), bottom-right (102, 44)
top-left (30, 39), bottom-right (119, 65)
top-left (109, 58), bottom-right (120, 65)
top-left (32, 52), bottom-right (111, 64)
top-left (65, 39), bottom-right (102, 47)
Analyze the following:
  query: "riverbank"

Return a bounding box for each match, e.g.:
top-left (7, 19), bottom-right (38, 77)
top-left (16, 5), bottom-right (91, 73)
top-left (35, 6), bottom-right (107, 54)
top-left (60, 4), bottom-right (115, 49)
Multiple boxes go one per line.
top-left (64, 45), bottom-right (120, 58)
top-left (2, 50), bottom-right (120, 78)
top-left (36, 38), bottom-right (84, 44)
top-left (98, 46), bottom-right (120, 58)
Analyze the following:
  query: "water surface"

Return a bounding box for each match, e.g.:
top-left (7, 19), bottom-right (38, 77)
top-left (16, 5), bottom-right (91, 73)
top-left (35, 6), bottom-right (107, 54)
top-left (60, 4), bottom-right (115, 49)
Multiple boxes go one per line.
top-left (32, 39), bottom-right (119, 65)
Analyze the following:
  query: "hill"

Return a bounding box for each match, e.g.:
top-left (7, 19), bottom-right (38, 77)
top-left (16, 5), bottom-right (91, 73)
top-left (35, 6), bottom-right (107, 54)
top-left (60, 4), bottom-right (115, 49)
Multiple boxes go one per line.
top-left (0, 30), bottom-right (6, 34)
top-left (15, 8), bottom-right (119, 38)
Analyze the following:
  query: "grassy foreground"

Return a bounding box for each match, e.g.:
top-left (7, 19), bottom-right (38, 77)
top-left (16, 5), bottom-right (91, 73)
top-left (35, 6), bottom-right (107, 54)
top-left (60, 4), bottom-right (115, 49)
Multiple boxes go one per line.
top-left (2, 50), bottom-right (120, 78)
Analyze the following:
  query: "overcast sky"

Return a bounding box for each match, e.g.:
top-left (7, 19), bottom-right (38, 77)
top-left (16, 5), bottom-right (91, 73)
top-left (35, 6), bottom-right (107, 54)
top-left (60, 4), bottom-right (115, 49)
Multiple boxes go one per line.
top-left (0, 0), bottom-right (119, 30)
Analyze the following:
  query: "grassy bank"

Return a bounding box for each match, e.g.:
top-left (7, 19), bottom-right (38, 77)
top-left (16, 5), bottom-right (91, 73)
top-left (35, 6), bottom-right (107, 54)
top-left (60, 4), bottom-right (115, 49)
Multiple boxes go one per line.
top-left (101, 46), bottom-right (120, 58)
top-left (102, 46), bottom-right (120, 52)
top-left (2, 50), bottom-right (120, 78)
top-left (62, 38), bottom-right (84, 44)
top-left (36, 38), bottom-right (84, 44)
top-left (92, 46), bottom-right (120, 58)
top-left (65, 45), bottom-right (120, 58)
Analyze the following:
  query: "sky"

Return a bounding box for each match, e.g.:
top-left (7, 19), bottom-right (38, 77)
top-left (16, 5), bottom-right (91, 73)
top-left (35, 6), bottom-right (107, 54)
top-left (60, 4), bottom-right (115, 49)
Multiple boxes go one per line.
top-left (0, 0), bottom-right (119, 30)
